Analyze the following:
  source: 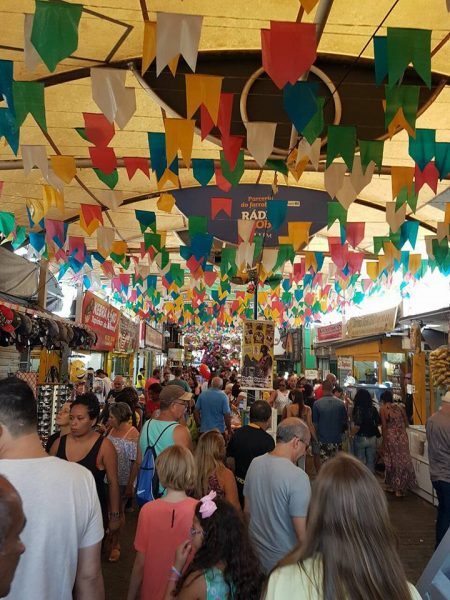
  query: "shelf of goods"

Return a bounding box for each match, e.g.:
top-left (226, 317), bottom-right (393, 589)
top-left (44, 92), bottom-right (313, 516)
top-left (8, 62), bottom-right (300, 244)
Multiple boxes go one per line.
top-left (37, 384), bottom-right (71, 448)
top-left (407, 426), bottom-right (438, 507)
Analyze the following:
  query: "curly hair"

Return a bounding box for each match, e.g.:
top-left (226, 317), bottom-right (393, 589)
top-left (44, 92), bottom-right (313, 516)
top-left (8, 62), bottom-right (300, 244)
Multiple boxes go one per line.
top-left (176, 498), bottom-right (263, 599)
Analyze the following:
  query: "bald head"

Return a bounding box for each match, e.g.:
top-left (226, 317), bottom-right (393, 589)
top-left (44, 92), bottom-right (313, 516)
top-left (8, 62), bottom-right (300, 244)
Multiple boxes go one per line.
top-left (211, 377), bottom-right (223, 389)
top-left (276, 417), bottom-right (310, 444)
top-left (0, 476), bottom-right (25, 598)
top-left (326, 373), bottom-right (337, 385)
top-left (113, 376), bottom-right (125, 391)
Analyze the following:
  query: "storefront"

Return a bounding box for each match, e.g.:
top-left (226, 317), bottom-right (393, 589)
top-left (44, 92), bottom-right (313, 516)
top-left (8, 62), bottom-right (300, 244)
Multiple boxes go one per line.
top-left (135, 323), bottom-right (165, 384)
top-left (108, 313), bottom-right (140, 381)
top-left (273, 328), bottom-right (302, 375)
top-left (313, 322), bottom-right (343, 379)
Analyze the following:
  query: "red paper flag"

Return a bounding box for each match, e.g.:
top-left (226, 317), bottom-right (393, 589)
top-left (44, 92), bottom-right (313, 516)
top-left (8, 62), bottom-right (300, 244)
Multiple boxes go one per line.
top-left (293, 261), bottom-right (305, 282)
top-left (68, 236), bottom-right (86, 263)
top-left (200, 104), bottom-right (214, 140)
top-left (187, 256), bottom-right (202, 273)
top-left (211, 197), bottom-right (232, 219)
top-left (123, 157), bottom-right (150, 180)
top-left (327, 236), bottom-right (341, 252)
top-left (204, 271), bottom-right (217, 286)
top-left (346, 222), bottom-right (365, 249)
top-left (80, 204), bottom-right (103, 227)
top-left (89, 146), bottom-right (117, 174)
top-left (215, 165), bottom-right (232, 192)
top-left (83, 113), bottom-right (115, 147)
top-left (221, 134), bottom-right (244, 171)
top-left (414, 162), bottom-right (439, 194)
top-left (101, 261), bottom-right (116, 278)
top-left (261, 22), bottom-right (317, 90)
top-left (218, 93), bottom-right (234, 137)
top-left (347, 252), bottom-right (364, 274)
top-left (139, 242), bottom-right (148, 259)
top-left (330, 242), bottom-right (349, 270)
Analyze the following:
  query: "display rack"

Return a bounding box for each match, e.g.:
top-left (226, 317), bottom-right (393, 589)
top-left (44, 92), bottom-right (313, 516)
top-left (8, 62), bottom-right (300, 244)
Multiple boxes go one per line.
top-left (37, 383), bottom-right (71, 447)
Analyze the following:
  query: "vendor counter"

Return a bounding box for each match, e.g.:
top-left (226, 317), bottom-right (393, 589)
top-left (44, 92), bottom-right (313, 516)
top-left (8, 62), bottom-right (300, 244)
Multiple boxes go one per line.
top-left (407, 425), bottom-right (438, 507)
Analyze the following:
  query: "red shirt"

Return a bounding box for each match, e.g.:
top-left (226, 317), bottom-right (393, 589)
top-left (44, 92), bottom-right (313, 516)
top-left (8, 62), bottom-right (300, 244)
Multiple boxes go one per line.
top-left (145, 377), bottom-right (160, 416)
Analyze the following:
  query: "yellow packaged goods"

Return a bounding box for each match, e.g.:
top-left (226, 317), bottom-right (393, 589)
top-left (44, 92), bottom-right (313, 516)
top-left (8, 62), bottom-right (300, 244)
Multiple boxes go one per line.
top-left (429, 346), bottom-right (450, 387)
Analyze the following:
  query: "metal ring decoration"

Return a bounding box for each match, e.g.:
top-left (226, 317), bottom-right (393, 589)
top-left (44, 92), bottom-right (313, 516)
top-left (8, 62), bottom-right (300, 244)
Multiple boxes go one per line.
top-left (239, 65), bottom-right (343, 156)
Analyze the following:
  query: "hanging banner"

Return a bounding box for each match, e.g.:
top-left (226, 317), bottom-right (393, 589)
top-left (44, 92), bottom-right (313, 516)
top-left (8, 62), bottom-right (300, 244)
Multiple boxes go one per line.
top-left (316, 322), bottom-right (343, 343)
top-left (241, 320), bottom-right (275, 391)
top-left (144, 323), bottom-right (164, 350)
top-left (82, 291), bottom-right (119, 351)
top-left (346, 306), bottom-right (398, 339)
top-left (337, 356), bottom-right (353, 371)
top-left (115, 314), bottom-right (140, 353)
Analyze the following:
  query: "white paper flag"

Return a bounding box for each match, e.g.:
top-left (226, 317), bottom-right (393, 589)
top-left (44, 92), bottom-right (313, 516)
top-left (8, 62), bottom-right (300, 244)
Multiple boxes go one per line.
top-left (97, 190), bottom-right (124, 210)
top-left (324, 162), bottom-right (347, 198)
top-left (21, 145), bottom-right (49, 179)
top-left (350, 155), bottom-right (375, 194)
top-left (97, 227), bottom-right (115, 254)
top-left (261, 248), bottom-right (278, 274)
top-left (237, 219), bottom-right (256, 243)
top-left (296, 137), bottom-right (321, 170)
top-left (156, 13), bottom-right (203, 76)
top-left (91, 68), bottom-right (136, 129)
top-left (385, 202), bottom-right (406, 233)
top-left (246, 122), bottom-right (277, 167)
top-left (335, 176), bottom-right (358, 209)
top-left (24, 14), bottom-right (43, 72)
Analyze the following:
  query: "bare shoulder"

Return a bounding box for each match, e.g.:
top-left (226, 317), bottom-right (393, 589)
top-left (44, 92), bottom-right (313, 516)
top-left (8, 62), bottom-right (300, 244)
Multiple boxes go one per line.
top-left (177, 571), bottom-right (206, 600)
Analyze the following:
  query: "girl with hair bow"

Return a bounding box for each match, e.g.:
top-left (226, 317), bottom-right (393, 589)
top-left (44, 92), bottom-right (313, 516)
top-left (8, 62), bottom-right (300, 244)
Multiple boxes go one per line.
top-left (164, 491), bottom-right (263, 600)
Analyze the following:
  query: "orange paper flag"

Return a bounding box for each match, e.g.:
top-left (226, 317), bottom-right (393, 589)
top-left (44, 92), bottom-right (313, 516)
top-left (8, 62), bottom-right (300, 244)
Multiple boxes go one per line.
top-left (185, 74), bottom-right (223, 124)
top-left (164, 118), bottom-right (195, 168)
top-left (168, 55), bottom-right (180, 77)
top-left (300, 0), bottom-right (320, 12)
top-left (408, 254), bottom-right (422, 274)
top-left (142, 21), bottom-right (156, 75)
top-left (288, 221), bottom-right (311, 251)
top-left (391, 166), bottom-right (415, 199)
top-left (387, 108), bottom-right (415, 139)
top-left (157, 193), bottom-right (175, 213)
top-left (50, 155), bottom-right (76, 184)
top-left (366, 261), bottom-right (379, 280)
top-left (42, 185), bottom-right (64, 215)
top-left (157, 168), bottom-right (179, 191)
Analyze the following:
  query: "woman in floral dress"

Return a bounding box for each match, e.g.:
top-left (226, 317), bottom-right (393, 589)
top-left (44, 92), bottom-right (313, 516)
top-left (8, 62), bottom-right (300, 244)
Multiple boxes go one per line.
top-left (380, 390), bottom-right (417, 497)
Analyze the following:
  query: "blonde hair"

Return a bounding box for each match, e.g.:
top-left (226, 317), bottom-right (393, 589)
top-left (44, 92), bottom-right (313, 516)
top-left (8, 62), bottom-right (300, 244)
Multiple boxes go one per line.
top-left (155, 445), bottom-right (196, 492)
top-left (273, 454), bottom-right (412, 600)
top-left (194, 430), bottom-right (225, 498)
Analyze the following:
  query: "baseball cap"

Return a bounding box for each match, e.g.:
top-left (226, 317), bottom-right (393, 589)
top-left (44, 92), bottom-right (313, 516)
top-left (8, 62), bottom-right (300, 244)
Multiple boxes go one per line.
top-left (160, 384), bottom-right (192, 404)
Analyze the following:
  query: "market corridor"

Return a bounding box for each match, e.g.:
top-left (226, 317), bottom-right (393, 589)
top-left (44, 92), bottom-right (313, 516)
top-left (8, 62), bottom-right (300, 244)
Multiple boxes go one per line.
top-left (103, 491), bottom-right (437, 599)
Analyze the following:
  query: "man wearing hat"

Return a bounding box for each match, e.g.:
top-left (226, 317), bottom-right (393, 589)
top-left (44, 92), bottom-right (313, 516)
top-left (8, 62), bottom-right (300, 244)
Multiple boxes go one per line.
top-left (138, 385), bottom-right (193, 462)
top-left (426, 390), bottom-right (450, 547)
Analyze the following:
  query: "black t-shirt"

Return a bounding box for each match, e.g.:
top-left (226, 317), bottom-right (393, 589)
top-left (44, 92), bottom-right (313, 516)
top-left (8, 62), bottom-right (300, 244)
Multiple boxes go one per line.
top-left (226, 425), bottom-right (275, 505)
top-left (354, 405), bottom-right (381, 437)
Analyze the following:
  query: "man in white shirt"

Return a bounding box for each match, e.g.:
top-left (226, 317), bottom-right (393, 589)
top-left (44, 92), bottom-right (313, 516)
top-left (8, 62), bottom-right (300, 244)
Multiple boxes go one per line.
top-left (0, 377), bottom-right (105, 600)
top-left (0, 475), bottom-right (25, 598)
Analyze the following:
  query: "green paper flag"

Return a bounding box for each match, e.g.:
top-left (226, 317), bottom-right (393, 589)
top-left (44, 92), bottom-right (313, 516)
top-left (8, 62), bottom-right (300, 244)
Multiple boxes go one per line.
top-left (373, 236), bottom-right (389, 254)
top-left (144, 233), bottom-right (161, 252)
top-left (387, 27), bottom-right (431, 89)
top-left (326, 125), bottom-right (356, 170)
top-left (389, 229), bottom-right (402, 250)
top-left (408, 129), bottom-right (435, 171)
top-left (395, 187), bottom-right (418, 213)
top-left (253, 234), bottom-right (264, 263)
top-left (265, 159), bottom-right (289, 176)
top-left (12, 226), bottom-right (27, 250)
top-left (135, 210), bottom-right (156, 234)
top-left (220, 151), bottom-right (244, 186)
top-left (13, 81), bottom-right (47, 130)
top-left (302, 97), bottom-right (325, 144)
top-left (385, 86), bottom-right (420, 133)
top-left (432, 238), bottom-right (448, 266)
top-left (274, 244), bottom-right (295, 270)
top-left (75, 127), bottom-right (88, 141)
top-left (31, 0), bottom-right (83, 72)
top-left (327, 202), bottom-right (347, 229)
top-left (0, 212), bottom-right (16, 238)
top-left (93, 168), bottom-right (118, 189)
top-left (359, 140), bottom-right (384, 174)
top-left (189, 216), bottom-right (207, 238)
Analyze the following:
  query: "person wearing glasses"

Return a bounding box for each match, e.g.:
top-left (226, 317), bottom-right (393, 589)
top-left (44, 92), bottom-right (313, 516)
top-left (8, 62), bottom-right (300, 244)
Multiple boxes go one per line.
top-left (127, 445), bottom-right (197, 600)
top-left (244, 418), bottom-right (311, 573)
top-left (138, 385), bottom-right (193, 466)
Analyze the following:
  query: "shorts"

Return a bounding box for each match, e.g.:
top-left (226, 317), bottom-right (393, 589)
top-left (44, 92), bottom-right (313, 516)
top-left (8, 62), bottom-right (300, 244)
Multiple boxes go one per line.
top-left (319, 442), bottom-right (342, 463)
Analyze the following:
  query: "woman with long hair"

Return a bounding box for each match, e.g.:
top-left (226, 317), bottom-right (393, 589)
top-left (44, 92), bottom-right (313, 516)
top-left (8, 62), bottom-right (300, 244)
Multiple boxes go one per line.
top-left (265, 454), bottom-right (421, 600)
top-left (269, 379), bottom-right (290, 424)
top-left (380, 390), bottom-right (417, 497)
top-left (165, 494), bottom-right (264, 599)
top-left (115, 386), bottom-right (143, 431)
top-left (351, 388), bottom-right (381, 473)
top-left (194, 431), bottom-right (240, 511)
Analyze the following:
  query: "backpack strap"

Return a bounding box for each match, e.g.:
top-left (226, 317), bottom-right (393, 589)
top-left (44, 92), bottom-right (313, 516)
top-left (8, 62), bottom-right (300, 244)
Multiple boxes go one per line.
top-left (146, 420), bottom-right (177, 454)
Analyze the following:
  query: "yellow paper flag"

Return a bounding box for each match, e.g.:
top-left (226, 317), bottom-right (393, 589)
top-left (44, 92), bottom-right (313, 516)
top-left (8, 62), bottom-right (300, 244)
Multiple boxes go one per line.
top-left (79, 211), bottom-right (100, 236)
top-left (185, 74), bottom-right (223, 124)
top-left (164, 118), bottom-right (195, 168)
top-left (50, 155), bottom-right (76, 184)
top-left (408, 254), bottom-right (422, 275)
top-left (391, 166), bottom-right (415, 199)
top-left (387, 108), bottom-right (415, 139)
top-left (157, 193), bottom-right (175, 213)
top-left (27, 198), bottom-right (45, 224)
top-left (42, 185), bottom-right (64, 215)
top-left (383, 241), bottom-right (401, 264)
top-left (378, 254), bottom-right (392, 273)
top-left (157, 169), bottom-right (179, 191)
top-left (168, 55), bottom-right (180, 77)
top-left (445, 203), bottom-right (450, 225)
top-left (366, 261), bottom-right (379, 281)
top-left (304, 251), bottom-right (317, 272)
top-left (288, 222), bottom-right (311, 251)
top-left (142, 21), bottom-right (156, 75)
top-left (111, 241), bottom-right (127, 256)
top-left (300, 0), bottom-right (320, 12)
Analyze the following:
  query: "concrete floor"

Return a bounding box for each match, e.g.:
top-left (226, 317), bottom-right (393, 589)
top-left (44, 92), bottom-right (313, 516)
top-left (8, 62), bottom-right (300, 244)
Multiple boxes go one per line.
top-left (103, 491), bottom-right (437, 599)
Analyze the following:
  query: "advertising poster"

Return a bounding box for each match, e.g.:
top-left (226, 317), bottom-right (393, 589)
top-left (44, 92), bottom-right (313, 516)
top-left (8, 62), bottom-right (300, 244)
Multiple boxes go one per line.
top-left (116, 314), bottom-right (140, 353)
top-left (241, 320), bottom-right (275, 390)
top-left (82, 291), bottom-right (119, 351)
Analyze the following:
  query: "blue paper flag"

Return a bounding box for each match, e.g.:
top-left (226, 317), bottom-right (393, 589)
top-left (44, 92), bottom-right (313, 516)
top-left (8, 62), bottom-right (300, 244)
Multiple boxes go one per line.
top-left (408, 129), bottom-right (435, 171)
top-left (400, 221), bottom-right (419, 249)
top-left (283, 81), bottom-right (319, 134)
top-left (314, 252), bottom-right (324, 271)
top-left (91, 251), bottom-right (106, 264)
top-left (148, 132), bottom-right (178, 180)
top-left (135, 210), bottom-right (156, 233)
top-left (0, 60), bottom-right (15, 114)
top-left (0, 108), bottom-right (19, 155)
top-left (29, 232), bottom-right (46, 253)
top-left (373, 36), bottom-right (388, 85)
top-left (191, 233), bottom-right (213, 260)
top-left (435, 142), bottom-right (450, 180)
top-left (192, 158), bottom-right (214, 186)
top-left (267, 199), bottom-right (288, 231)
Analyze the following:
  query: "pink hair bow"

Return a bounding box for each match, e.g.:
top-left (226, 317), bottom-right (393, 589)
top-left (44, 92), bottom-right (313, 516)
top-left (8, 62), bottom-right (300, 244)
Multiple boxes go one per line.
top-left (199, 490), bottom-right (217, 518)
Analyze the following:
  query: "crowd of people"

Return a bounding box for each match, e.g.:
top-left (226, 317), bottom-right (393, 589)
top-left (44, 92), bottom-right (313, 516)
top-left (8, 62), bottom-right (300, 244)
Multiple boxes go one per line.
top-left (0, 363), bottom-right (449, 599)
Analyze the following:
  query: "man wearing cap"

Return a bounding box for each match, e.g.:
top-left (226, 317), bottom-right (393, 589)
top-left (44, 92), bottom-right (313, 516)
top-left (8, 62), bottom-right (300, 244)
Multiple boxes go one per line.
top-left (426, 391), bottom-right (450, 547)
top-left (138, 385), bottom-right (193, 464)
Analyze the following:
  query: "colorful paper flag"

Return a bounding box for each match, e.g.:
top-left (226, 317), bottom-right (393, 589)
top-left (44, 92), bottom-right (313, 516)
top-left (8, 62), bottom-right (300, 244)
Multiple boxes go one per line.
top-left (142, 21), bottom-right (156, 75)
top-left (164, 118), bottom-right (195, 168)
top-left (156, 13), bottom-right (203, 76)
top-left (211, 197), bottom-right (232, 220)
top-left (326, 125), bottom-right (356, 170)
top-left (387, 28), bottom-right (431, 88)
top-left (13, 81), bottom-right (46, 130)
top-left (193, 158), bottom-right (214, 186)
top-left (185, 74), bottom-right (222, 124)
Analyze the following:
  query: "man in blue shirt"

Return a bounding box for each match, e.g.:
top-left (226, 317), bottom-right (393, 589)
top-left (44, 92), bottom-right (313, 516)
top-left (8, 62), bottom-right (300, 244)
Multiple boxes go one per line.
top-left (194, 376), bottom-right (232, 437)
top-left (313, 379), bottom-right (348, 466)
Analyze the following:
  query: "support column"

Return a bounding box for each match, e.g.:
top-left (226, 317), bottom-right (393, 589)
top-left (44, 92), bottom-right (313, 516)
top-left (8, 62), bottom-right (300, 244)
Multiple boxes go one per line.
top-left (37, 259), bottom-right (49, 310)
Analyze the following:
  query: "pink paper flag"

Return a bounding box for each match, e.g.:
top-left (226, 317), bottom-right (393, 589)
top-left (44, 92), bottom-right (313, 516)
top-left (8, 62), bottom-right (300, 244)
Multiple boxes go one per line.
top-left (45, 218), bottom-right (65, 248)
top-left (215, 165), bottom-right (232, 192)
top-left (200, 104), bottom-right (215, 140)
top-left (89, 146), bottom-right (117, 174)
top-left (330, 242), bottom-right (349, 270)
top-left (112, 277), bottom-right (121, 292)
top-left (346, 222), bottom-right (365, 249)
top-left (68, 236), bottom-right (86, 264)
top-left (123, 157), bottom-right (150, 179)
top-left (83, 113), bottom-right (115, 147)
top-left (211, 197), bottom-right (232, 219)
top-left (218, 93), bottom-right (234, 138)
top-left (261, 22), bottom-right (317, 89)
top-left (101, 261), bottom-right (116, 278)
top-left (414, 162), bottom-right (438, 194)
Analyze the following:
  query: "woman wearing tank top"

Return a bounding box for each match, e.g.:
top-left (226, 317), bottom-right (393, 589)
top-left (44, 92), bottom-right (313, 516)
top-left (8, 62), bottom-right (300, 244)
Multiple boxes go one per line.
top-left (50, 393), bottom-right (121, 536)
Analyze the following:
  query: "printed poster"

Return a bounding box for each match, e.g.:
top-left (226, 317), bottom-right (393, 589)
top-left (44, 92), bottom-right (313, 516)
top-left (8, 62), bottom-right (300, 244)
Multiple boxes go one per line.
top-left (82, 291), bottom-right (119, 351)
top-left (241, 320), bottom-right (275, 390)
